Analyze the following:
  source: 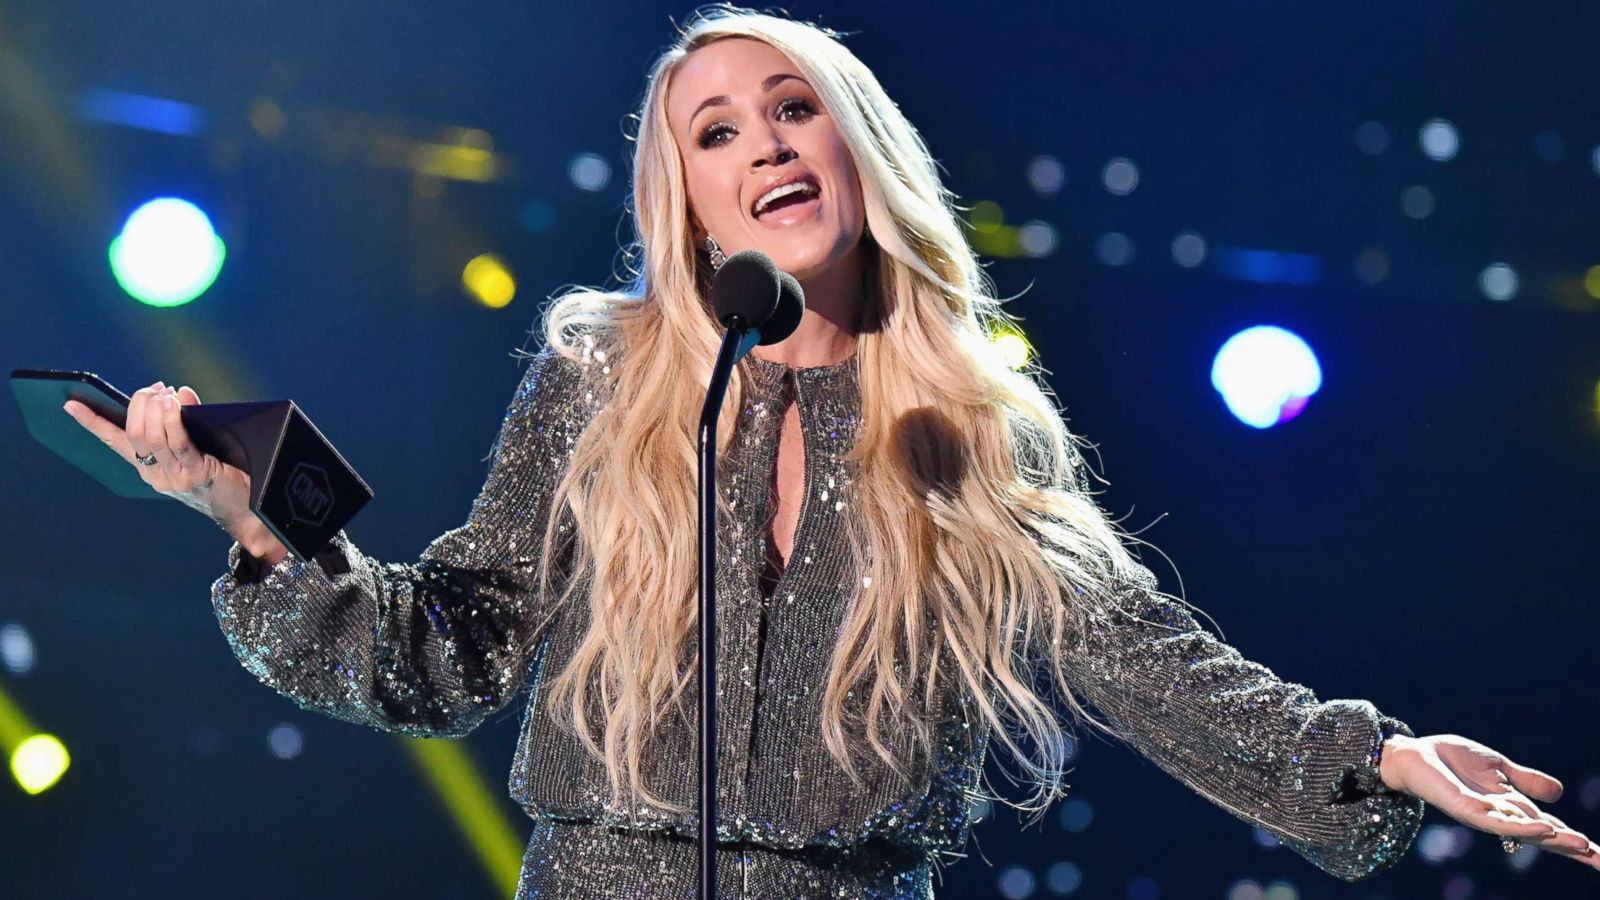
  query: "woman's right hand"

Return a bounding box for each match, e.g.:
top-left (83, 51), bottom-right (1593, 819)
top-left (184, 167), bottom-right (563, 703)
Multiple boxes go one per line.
top-left (63, 380), bottom-right (252, 527)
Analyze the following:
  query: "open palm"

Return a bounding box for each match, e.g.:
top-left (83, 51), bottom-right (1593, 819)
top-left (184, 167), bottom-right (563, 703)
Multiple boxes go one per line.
top-left (1380, 733), bottom-right (1598, 871)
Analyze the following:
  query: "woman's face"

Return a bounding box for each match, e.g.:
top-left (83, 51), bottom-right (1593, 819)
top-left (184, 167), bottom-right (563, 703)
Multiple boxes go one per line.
top-left (666, 37), bottom-right (865, 283)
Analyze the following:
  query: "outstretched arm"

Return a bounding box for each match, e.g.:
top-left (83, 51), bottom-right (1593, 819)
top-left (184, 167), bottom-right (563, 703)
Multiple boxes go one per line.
top-left (1062, 560), bottom-right (1425, 881)
top-left (210, 345), bottom-right (598, 738)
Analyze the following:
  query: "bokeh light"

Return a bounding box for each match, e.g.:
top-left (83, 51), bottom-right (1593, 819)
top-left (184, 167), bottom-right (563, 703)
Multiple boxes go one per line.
top-left (1171, 231), bottom-right (1207, 268)
top-left (1443, 873), bottom-right (1475, 900)
top-left (997, 865), bottom-right (1036, 899)
top-left (1583, 265), bottom-right (1600, 300)
top-left (568, 152), bottom-right (611, 192)
top-left (1416, 824), bottom-right (1474, 863)
top-left (1354, 121), bottom-right (1389, 156)
top-left (1126, 875), bottom-right (1159, 900)
top-left (1262, 880), bottom-right (1298, 900)
top-left (1019, 221), bottom-right (1058, 258)
top-left (1210, 325), bottom-right (1323, 429)
top-left (1401, 184), bottom-right (1435, 219)
top-left (1102, 157), bottom-right (1139, 195)
top-left (989, 326), bottom-right (1034, 370)
top-left (267, 722), bottom-right (303, 760)
top-left (1226, 879), bottom-right (1265, 900)
top-left (1027, 155), bottom-right (1066, 194)
top-left (463, 253), bottom-right (516, 308)
top-left (970, 200), bottom-right (1004, 233)
top-left (11, 733), bottom-right (70, 794)
top-left (1044, 861), bottom-right (1082, 896)
top-left (108, 197), bottom-right (226, 307)
top-left (1420, 118), bottom-right (1460, 161)
top-left (0, 622), bottom-right (35, 676)
top-left (1095, 232), bottom-right (1134, 266)
top-left (1057, 797), bottom-right (1094, 832)
top-left (1577, 774), bottom-right (1600, 811)
top-left (1356, 246), bottom-right (1389, 285)
top-left (1479, 262), bottom-right (1518, 301)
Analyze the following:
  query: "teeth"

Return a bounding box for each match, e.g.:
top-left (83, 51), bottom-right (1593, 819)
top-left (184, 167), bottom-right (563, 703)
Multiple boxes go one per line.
top-left (754, 180), bottom-right (819, 216)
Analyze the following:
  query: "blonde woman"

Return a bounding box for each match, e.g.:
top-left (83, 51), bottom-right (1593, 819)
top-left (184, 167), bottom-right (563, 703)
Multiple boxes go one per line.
top-left (64, 6), bottom-right (1598, 897)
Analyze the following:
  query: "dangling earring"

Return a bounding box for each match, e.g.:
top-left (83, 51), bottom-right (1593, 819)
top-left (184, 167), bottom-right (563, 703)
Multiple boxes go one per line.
top-left (702, 234), bottom-right (727, 272)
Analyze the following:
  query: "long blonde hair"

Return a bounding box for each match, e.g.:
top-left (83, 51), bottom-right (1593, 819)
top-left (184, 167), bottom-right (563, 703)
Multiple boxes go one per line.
top-left (526, 5), bottom-right (1173, 815)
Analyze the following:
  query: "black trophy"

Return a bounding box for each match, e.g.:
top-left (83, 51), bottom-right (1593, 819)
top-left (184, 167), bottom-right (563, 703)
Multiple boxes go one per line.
top-left (8, 367), bottom-right (371, 563)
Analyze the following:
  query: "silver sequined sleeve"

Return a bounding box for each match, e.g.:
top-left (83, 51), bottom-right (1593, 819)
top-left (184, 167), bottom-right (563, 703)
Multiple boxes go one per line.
top-left (1063, 555), bottom-right (1425, 881)
top-left (209, 346), bottom-right (589, 738)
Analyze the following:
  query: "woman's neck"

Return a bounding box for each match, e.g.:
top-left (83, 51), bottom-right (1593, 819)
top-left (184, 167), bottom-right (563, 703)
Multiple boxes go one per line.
top-left (748, 243), bottom-right (865, 368)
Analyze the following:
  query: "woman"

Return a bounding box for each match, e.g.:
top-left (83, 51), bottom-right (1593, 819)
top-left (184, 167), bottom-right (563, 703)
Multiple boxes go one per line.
top-left (63, 6), bottom-right (1598, 897)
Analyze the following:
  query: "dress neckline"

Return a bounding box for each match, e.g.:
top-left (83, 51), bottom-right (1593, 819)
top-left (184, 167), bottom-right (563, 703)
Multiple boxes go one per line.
top-left (741, 349), bottom-right (859, 391)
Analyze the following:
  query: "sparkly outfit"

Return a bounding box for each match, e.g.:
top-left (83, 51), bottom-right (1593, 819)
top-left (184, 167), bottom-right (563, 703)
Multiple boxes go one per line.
top-left (212, 344), bottom-right (1424, 897)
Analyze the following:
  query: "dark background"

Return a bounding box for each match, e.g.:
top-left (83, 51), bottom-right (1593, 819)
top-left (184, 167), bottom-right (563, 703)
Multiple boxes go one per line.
top-left (1, 2), bottom-right (1597, 898)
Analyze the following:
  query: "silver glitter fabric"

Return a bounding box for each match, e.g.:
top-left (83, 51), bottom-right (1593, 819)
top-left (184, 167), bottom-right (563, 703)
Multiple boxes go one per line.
top-left (212, 341), bottom-right (1424, 895)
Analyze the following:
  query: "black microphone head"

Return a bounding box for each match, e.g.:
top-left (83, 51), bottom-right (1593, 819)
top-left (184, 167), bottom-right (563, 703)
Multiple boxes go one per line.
top-left (710, 249), bottom-right (781, 328)
top-left (758, 271), bottom-right (806, 346)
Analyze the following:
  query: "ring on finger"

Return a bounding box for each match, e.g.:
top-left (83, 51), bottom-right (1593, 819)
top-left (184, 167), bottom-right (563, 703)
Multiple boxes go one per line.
top-left (1502, 837), bottom-right (1521, 854)
top-left (136, 449), bottom-right (159, 466)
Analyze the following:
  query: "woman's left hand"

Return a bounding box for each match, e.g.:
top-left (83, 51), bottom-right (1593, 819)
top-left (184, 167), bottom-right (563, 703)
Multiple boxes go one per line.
top-left (1379, 733), bottom-right (1599, 871)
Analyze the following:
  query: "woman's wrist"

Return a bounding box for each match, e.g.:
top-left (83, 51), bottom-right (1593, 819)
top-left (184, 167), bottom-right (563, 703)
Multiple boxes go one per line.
top-left (222, 510), bottom-right (288, 565)
top-left (1378, 733), bottom-right (1412, 793)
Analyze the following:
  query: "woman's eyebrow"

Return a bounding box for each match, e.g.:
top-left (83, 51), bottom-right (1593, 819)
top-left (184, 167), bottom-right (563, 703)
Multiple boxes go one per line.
top-left (689, 73), bottom-right (809, 125)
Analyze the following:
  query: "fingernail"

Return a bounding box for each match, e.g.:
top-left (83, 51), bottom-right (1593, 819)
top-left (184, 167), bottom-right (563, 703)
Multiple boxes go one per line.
top-left (154, 381), bottom-right (165, 389)
top-left (61, 401), bottom-right (73, 414)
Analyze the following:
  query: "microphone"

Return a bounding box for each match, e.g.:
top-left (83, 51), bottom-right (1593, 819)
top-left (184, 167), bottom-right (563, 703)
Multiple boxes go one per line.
top-left (710, 250), bottom-right (806, 352)
top-left (696, 248), bottom-right (804, 899)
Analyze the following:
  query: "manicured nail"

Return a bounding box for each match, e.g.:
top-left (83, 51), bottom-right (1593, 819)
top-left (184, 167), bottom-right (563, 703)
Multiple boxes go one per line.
top-left (62, 401), bottom-right (73, 414)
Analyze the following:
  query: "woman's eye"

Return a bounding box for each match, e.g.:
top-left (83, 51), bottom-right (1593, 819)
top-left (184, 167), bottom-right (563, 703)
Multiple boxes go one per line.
top-left (695, 98), bottom-right (819, 149)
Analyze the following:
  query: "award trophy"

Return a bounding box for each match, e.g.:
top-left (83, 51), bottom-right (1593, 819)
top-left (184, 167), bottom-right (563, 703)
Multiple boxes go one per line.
top-left (9, 368), bottom-right (371, 562)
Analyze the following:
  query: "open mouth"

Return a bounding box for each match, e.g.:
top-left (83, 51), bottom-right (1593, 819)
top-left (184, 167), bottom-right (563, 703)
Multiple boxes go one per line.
top-left (752, 177), bottom-right (822, 221)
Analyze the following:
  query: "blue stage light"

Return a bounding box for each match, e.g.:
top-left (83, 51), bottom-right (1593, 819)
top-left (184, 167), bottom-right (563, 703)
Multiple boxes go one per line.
top-left (1210, 326), bottom-right (1323, 429)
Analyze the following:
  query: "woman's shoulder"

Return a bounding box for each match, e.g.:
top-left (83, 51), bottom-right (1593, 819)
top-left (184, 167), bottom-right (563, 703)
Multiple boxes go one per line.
top-left (512, 320), bottom-right (628, 405)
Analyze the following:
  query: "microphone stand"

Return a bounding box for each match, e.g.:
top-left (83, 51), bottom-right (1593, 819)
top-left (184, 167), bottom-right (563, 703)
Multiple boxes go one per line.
top-left (698, 318), bottom-right (760, 900)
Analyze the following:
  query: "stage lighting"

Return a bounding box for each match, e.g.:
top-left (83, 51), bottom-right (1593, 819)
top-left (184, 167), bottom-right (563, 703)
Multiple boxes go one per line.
top-left (0, 623), bottom-right (34, 675)
top-left (1210, 326), bottom-right (1323, 429)
top-left (1094, 232), bottom-right (1134, 266)
top-left (1420, 118), bottom-right (1460, 161)
top-left (568, 152), bottom-right (611, 192)
top-left (11, 733), bottom-right (69, 794)
top-left (1102, 157), bottom-right (1139, 195)
top-left (989, 327), bottom-right (1033, 370)
top-left (1479, 263), bottom-right (1518, 301)
top-left (1172, 231), bottom-right (1207, 268)
top-left (109, 197), bottom-right (226, 307)
top-left (1019, 221), bottom-right (1058, 258)
top-left (463, 254), bottom-right (516, 308)
top-left (1026, 155), bottom-right (1066, 194)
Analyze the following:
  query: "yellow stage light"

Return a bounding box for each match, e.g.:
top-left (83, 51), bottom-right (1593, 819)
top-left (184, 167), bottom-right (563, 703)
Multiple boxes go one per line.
top-left (463, 254), bottom-right (516, 308)
top-left (11, 733), bottom-right (69, 795)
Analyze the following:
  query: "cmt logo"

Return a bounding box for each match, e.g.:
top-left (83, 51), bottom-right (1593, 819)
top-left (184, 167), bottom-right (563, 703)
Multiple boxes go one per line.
top-left (285, 462), bottom-right (334, 526)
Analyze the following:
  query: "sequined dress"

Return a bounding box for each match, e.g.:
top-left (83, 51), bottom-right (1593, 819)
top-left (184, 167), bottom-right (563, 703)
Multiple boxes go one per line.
top-left (211, 343), bottom-right (1425, 898)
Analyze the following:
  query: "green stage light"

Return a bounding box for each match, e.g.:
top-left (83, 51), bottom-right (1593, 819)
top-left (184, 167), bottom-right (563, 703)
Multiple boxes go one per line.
top-left (109, 197), bottom-right (225, 307)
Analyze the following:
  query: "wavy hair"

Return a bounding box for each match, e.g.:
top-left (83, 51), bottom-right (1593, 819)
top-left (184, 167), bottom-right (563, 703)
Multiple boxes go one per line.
top-left (526, 5), bottom-right (1174, 815)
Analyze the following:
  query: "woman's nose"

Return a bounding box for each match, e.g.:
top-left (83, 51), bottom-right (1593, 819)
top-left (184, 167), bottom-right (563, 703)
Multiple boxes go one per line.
top-left (751, 139), bottom-right (797, 169)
